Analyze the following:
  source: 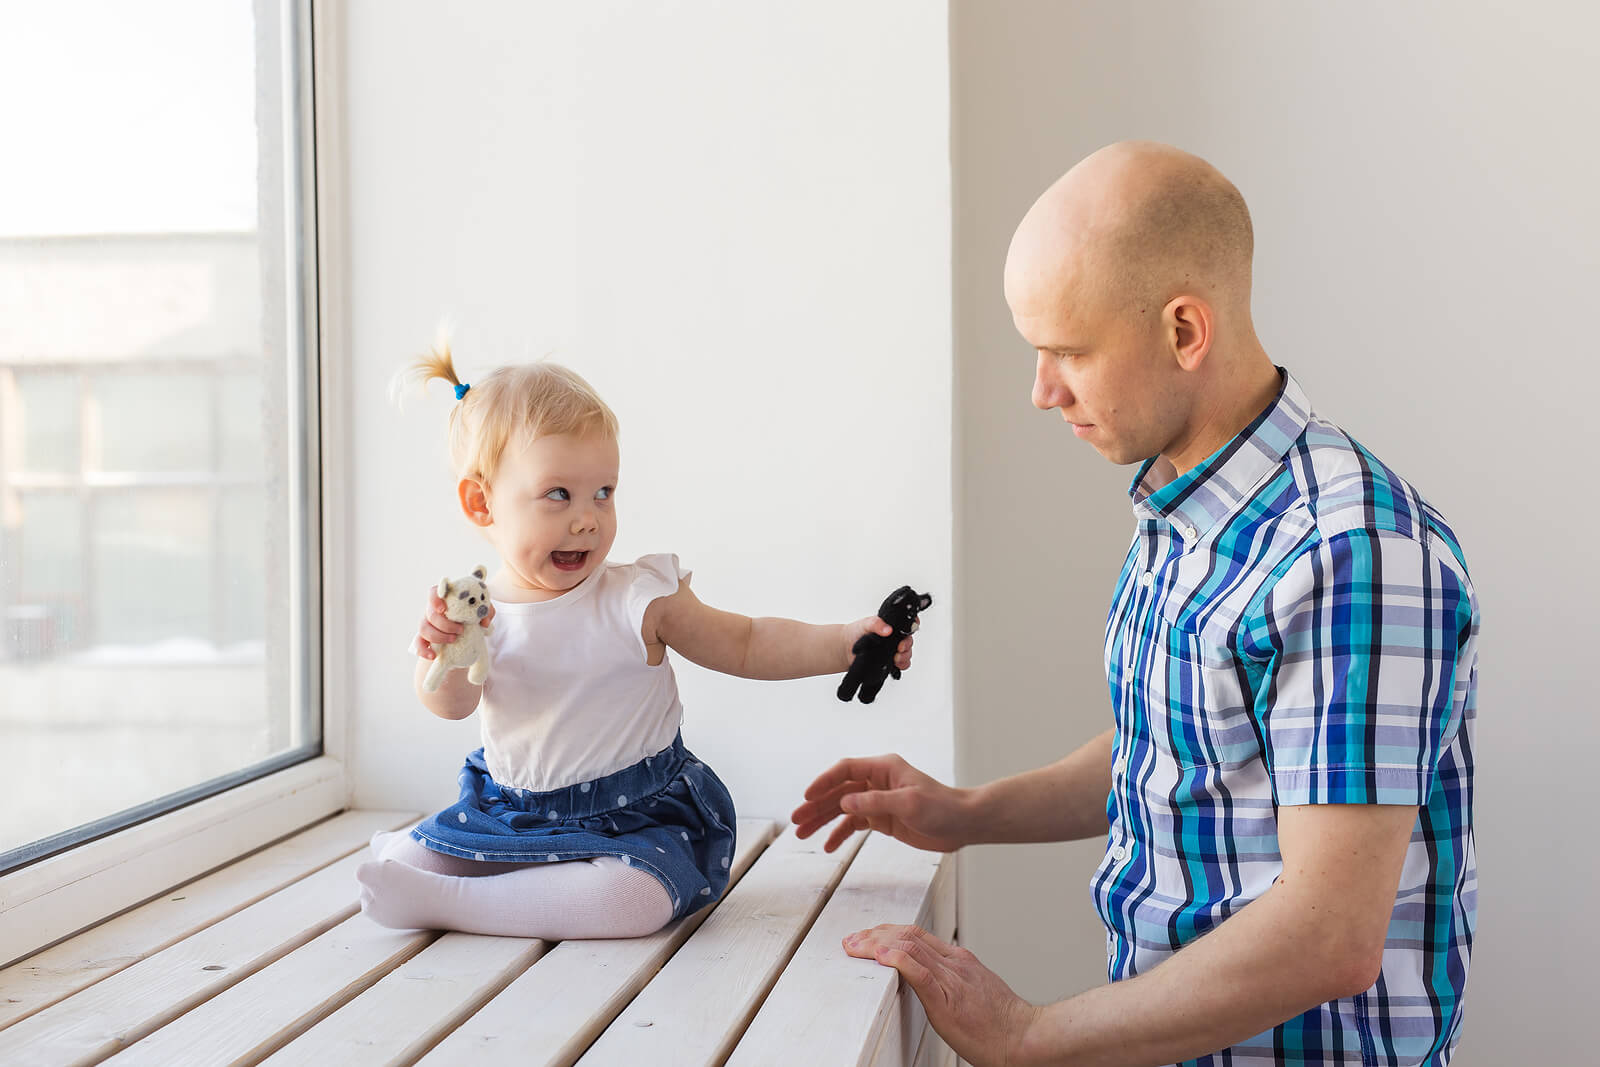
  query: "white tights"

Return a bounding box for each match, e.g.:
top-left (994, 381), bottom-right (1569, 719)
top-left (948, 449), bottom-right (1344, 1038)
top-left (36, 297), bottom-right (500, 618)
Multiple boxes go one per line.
top-left (355, 828), bottom-right (675, 940)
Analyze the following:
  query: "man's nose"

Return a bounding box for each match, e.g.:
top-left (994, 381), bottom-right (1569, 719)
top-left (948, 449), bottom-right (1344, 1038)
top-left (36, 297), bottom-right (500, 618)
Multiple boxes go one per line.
top-left (1032, 352), bottom-right (1072, 411)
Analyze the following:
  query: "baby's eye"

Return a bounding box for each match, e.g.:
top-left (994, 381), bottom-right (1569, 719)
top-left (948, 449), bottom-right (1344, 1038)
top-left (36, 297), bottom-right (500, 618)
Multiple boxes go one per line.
top-left (545, 488), bottom-right (570, 502)
top-left (596, 486), bottom-right (613, 501)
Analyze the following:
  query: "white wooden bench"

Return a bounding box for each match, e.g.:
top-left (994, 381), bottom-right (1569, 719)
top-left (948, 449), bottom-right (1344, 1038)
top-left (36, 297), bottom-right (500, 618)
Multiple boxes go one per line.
top-left (0, 812), bottom-right (958, 1066)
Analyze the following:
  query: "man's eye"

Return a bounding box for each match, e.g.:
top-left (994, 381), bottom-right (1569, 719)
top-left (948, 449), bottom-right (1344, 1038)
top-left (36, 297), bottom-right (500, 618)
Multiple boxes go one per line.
top-left (596, 487), bottom-right (613, 501)
top-left (545, 488), bottom-right (569, 501)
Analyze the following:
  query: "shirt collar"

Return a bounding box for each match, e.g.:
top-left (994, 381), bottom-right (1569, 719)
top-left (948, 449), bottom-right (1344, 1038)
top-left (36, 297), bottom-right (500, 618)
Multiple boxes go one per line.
top-left (1128, 367), bottom-right (1311, 541)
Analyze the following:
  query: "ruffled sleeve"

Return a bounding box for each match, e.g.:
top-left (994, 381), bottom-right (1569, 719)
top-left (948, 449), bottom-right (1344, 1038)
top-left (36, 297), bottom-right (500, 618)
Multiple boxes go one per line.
top-left (626, 553), bottom-right (692, 658)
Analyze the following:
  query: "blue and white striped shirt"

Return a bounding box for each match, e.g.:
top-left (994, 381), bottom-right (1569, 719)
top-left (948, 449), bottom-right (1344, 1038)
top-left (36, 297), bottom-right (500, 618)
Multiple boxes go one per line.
top-left (1094, 369), bottom-right (1478, 1066)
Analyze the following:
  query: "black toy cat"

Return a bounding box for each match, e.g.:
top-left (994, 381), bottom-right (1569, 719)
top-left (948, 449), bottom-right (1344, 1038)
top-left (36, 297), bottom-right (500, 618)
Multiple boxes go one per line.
top-left (837, 585), bottom-right (933, 704)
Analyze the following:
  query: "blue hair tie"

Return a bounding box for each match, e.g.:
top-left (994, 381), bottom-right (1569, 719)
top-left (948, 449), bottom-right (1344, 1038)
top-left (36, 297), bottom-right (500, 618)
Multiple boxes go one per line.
top-left (454, 382), bottom-right (470, 400)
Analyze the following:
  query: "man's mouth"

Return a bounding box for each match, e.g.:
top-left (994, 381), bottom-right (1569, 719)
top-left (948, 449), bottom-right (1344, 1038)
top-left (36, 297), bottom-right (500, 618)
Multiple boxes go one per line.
top-left (550, 550), bottom-right (589, 572)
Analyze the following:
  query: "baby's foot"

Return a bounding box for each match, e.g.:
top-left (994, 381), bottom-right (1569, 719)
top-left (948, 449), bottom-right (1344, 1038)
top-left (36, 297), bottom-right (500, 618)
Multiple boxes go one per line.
top-left (355, 858), bottom-right (456, 930)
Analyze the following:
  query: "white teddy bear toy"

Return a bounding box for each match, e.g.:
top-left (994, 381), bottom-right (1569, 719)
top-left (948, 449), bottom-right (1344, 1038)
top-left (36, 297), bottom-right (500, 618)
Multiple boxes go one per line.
top-left (422, 565), bottom-right (494, 692)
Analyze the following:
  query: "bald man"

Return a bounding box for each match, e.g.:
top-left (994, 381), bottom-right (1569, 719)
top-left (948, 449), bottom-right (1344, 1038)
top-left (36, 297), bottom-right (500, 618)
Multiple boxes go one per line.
top-left (792, 143), bottom-right (1478, 1067)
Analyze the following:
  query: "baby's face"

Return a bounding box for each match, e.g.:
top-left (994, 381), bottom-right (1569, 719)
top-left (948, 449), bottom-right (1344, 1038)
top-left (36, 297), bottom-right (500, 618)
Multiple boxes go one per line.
top-left (481, 429), bottom-right (619, 601)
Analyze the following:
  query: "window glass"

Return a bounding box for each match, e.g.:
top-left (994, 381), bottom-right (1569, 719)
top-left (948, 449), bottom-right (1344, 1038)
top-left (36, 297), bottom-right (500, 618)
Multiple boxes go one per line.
top-left (0, 0), bottom-right (319, 867)
top-left (16, 372), bottom-right (80, 473)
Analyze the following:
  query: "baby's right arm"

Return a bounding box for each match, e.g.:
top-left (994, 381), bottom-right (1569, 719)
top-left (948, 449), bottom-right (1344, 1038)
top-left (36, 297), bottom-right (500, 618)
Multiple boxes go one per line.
top-left (411, 586), bottom-right (493, 720)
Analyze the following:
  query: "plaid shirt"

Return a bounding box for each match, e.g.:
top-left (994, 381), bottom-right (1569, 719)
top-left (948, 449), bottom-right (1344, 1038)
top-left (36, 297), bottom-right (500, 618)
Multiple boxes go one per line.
top-left (1093, 369), bottom-right (1478, 1066)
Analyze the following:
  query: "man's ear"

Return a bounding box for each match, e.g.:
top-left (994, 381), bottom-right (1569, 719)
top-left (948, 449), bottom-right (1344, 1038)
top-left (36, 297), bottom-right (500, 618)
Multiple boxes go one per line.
top-left (458, 478), bottom-right (492, 527)
top-left (1162, 294), bottom-right (1214, 372)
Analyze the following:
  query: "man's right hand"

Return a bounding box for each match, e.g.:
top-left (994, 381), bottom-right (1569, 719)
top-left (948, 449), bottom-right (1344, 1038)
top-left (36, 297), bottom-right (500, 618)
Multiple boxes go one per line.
top-left (791, 754), bottom-right (978, 854)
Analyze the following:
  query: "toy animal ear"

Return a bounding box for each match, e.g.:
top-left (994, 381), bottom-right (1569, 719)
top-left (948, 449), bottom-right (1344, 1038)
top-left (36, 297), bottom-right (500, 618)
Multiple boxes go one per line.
top-left (919, 593), bottom-right (933, 610)
top-left (472, 565), bottom-right (487, 580)
top-left (436, 577), bottom-right (451, 597)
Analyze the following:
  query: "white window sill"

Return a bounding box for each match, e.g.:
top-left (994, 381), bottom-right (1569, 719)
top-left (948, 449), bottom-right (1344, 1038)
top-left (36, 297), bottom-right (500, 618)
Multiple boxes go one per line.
top-left (0, 755), bottom-right (345, 968)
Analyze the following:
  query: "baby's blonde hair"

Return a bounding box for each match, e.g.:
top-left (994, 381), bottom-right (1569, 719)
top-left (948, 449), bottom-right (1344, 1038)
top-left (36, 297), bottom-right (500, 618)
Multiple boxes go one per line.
top-left (401, 340), bottom-right (619, 485)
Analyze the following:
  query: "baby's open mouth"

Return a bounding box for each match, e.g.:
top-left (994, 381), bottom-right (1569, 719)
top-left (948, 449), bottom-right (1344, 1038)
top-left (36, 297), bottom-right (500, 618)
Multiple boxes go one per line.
top-left (550, 550), bottom-right (589, 572)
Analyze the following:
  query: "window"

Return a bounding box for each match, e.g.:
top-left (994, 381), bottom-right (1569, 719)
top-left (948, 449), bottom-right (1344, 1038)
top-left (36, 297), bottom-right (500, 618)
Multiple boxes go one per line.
top-left (0, 0), bottom-right (320, 874)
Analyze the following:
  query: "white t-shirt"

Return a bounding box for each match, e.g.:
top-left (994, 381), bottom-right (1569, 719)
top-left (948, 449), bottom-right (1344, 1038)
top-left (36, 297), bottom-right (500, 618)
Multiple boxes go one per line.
top-left (479, 553), bottom-right (690, 792)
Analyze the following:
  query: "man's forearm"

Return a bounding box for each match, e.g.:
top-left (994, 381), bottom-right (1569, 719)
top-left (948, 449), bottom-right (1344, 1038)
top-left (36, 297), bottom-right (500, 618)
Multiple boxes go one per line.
top-left (969, 728), bottom-right (1114, 844)
top-left (1015, 880), bottom-right (1376, 1066)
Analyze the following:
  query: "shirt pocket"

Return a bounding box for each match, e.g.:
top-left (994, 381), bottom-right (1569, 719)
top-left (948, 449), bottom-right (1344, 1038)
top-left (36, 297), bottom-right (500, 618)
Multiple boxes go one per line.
top-left (1150, 620), bottom-right (1261, 770)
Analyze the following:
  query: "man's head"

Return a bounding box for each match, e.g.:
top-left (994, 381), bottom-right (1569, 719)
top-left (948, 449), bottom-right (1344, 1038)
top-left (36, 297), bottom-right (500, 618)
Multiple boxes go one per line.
top-left (1003, 141), bottom-right (1266, 470)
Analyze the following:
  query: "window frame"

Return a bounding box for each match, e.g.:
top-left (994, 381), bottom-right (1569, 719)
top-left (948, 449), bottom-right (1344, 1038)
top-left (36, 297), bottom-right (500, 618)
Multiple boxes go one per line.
top-left (0, 0), bottom-right (349, 969)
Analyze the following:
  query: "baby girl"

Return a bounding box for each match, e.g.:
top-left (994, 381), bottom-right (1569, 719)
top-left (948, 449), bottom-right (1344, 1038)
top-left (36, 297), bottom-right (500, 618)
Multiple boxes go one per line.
top-left (356, 346), bottom-right (914, 940)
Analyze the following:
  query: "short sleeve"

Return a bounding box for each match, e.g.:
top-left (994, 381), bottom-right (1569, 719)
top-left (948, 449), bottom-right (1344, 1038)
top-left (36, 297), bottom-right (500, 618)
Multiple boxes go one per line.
top-left (1252, 528), bottom-right (1475, 806)
top-left (625, 553), bottom-right (692, 658)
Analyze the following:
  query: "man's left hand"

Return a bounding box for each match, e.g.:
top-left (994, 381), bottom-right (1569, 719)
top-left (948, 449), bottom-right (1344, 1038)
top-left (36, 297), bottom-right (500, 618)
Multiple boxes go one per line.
top-left (844, 924), bottom-right (1040, 1067)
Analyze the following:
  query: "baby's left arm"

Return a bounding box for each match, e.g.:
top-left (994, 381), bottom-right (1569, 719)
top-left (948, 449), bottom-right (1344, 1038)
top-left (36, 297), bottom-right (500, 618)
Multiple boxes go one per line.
top-left (644, 580), bottom-right (913, 680)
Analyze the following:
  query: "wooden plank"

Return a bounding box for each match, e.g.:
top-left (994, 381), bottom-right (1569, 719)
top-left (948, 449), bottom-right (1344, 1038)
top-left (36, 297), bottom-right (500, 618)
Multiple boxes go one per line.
top-left (864, 855), bottom-right (955, 1067)
top-left (867, 970), bottom-right (931, 1067)
top-left (101, 916), bottom-right (435, 1067)
top-left (419, 817), bottom-right (780, 1067)
top-left (576, 824), bottom-right (869, 1067)
top-left (260, 933), bottom-right (547, 1066)
top-left (0, 810), bottom-right (416, 1033)
top-left (0, 848), bottom-right (374, 1066)
top-left (726, 836), bottom-right (952, 1067)
top-left (0, 758), bottom-right (346, 970)
top-left (910, 1024), bottom-right (957, 1067)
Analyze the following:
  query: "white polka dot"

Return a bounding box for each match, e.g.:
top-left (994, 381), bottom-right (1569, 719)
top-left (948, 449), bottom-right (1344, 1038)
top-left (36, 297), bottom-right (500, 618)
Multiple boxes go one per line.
top-left (656, 846), bottom-right (666, 853)
top-left (720, 856), bottom-right (730, 869)
top-left (475, 853), bottom-right (485, 861)
top-left (681, 832), bottom-right (689, 841)
top-left (547, 810), bottom-right (560, 820)
top-left (457, 812), bottom-right (467, 824)
top-left (620, 855), bottom-right (631, 865)
top-left (547, 853), bottom-right (559, 862)
top-left (645, 757), bottom-right (652, 766)
top-left (580, 782), bottom-right (591, 793)
top-left (699, 887), bottom-right (711, 896)
top-left (617, 794), bottom-right (628, 806)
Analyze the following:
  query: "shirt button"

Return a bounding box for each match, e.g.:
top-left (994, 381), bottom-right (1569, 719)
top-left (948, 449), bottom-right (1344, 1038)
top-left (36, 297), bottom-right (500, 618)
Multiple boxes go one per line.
top-left (1184, 525), bottom-right (1197, 540)
top-left (1139, 570), bottom-right (1154, 587)
top-left (1111, 845), bottom-right (1127, 861)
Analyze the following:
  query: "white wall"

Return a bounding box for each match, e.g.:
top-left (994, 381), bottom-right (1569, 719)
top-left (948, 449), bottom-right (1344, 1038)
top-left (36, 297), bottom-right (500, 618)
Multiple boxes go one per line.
top-left (951, 2), bottom-right (1598, 1063)
top-left (336, 2), bottom-right (1593, 1060)
top-left (340, 1), bottom-right (954, 831)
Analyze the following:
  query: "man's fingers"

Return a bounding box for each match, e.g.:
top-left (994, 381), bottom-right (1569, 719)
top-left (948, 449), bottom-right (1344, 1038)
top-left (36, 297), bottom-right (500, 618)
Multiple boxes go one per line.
top-left (825, 815), bottom-right (866, 853)
top-left (801, 781), bottom-right (867, 821)
top-left (841, 786), bottom-right (911, 822)
top-left (876, 938), bottom-right (938, 996)
top-left (802, 756), bottom-right (895, 801)
top-left (901, 925), bottom-right (959, 959)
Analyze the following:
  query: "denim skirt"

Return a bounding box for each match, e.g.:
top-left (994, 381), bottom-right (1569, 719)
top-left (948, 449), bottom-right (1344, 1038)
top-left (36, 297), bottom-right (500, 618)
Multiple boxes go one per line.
top-left (410, 731), bottom-right (737, 920)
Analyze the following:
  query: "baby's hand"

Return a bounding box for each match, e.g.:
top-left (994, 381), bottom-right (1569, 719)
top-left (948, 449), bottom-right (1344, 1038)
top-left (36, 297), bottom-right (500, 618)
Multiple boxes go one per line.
top-left (842, 616), bottom-right (914, 674)
top-left (412, 588), bottom-right (496, 661)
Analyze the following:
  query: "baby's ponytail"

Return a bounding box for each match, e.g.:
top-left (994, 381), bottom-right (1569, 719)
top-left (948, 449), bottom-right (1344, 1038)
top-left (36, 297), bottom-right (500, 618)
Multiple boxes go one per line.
top-left (396, 331), bottom-right (467, 402)
top-left (394, 330), bottom-right (619, 489)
